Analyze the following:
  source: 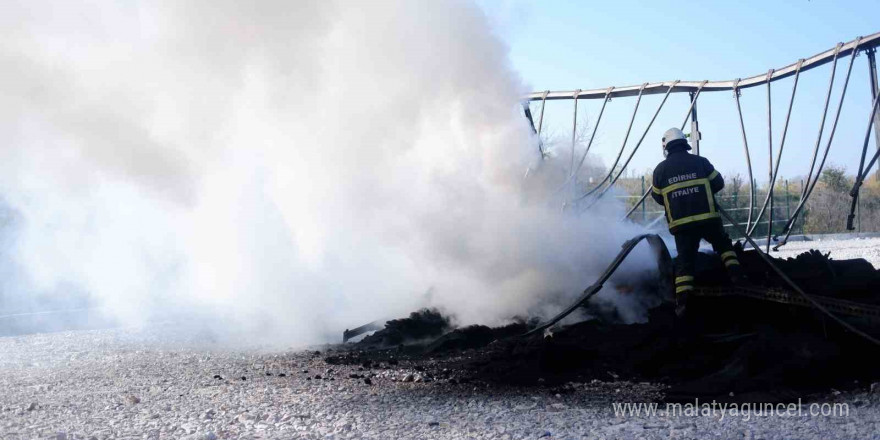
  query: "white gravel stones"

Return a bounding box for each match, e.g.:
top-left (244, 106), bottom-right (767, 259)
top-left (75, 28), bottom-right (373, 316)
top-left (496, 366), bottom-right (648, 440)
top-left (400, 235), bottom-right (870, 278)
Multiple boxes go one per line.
top-left (180, 432), bottom-right (217, 440)
top-left (0, 325), bottom-right (878, 439)
top-left (770, 236), bottom-right (880, 267)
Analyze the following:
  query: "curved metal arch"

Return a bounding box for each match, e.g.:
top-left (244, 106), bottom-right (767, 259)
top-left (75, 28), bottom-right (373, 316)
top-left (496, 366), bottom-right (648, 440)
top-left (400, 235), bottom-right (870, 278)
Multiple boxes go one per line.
top-left (526, 33), bottom-right (879, 102)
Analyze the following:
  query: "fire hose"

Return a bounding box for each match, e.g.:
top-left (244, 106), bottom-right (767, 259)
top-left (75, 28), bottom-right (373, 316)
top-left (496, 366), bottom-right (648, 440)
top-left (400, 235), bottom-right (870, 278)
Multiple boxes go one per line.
top-left (341, 236), bottom-right (671, 344)
top-left (522, 234), bottom-right (672, 337)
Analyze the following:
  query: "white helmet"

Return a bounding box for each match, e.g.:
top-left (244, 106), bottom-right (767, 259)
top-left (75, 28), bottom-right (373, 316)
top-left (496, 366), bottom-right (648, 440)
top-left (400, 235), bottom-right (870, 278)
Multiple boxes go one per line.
top-left (661, 127), bottom-right (688, 150)
top-left (661, 128), bottom-right (690, 157)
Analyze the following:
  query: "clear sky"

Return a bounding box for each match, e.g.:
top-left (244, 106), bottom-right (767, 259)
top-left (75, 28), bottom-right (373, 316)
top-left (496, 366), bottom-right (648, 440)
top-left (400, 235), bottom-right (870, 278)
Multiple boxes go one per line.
top-left (480, 0), bottom-right (880, 184)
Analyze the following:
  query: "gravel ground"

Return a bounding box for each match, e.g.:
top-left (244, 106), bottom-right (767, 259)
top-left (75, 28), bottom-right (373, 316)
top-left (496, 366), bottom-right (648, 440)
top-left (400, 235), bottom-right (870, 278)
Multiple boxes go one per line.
top-left (769, 236), bottom-right (880, 268)
top-left (2, 326), bottom-right (880, 439)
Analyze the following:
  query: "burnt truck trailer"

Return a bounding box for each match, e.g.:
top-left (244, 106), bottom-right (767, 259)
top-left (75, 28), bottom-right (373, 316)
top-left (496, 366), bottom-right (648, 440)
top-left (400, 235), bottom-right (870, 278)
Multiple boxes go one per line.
top-left (335, 32), bottom-right (880, 401)
top-left (335, 233), bottom-right (880, 403)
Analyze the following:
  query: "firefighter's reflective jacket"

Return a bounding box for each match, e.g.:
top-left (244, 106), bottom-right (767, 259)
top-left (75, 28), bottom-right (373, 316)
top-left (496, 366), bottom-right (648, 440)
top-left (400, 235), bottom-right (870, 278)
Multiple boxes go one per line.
top-left (651, 149), bottom-right (725, 234)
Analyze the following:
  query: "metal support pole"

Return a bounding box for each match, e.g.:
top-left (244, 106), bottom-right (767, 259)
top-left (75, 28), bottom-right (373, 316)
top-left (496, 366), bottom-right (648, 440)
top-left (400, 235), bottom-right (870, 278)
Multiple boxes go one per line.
top-left (570, 90), bottom-right (581, 177)
top-left (733, 78), bottom-right (755, 233)
top-left (847, 74), bottom-right (880, 230)
top-left (748, 60), bottom-right (803, 237)
top-left (641, 176), bottom-right (646, 222)
top-left (777, 40), bottom-right (858, 249)
top-left (765, 69), bottom-right (774, 253)
top-left (868, 48), bottom-right (880, 174)
top-left (521, 102), bottom-right (544, 158)
top-left (574, 84), bottom-right (647, 202)
top-left (767, 190), bottom-right (774, 252)
top-left (537, 91), bottom-right (549, 159)
top-left (785, 179), bottom-right (791, 221)
top-left (733, 189), bottom-right (738, 225)
top-left (858, 189), bottom-right (861, 233)
top-left (557, 88), bottom-right (613, 195)
top-left (800, 179), bottom-right (804, 234)
top-left (598, 81), bottom-right (680, 199)
top-left (795, 45), bottom-right (842, 203)
top-left (689, 91), bottom-right (701, 156)
top-left (537, 91), bottom-right (548, 135)
top-left (622, 83), bottom-right (703, 221)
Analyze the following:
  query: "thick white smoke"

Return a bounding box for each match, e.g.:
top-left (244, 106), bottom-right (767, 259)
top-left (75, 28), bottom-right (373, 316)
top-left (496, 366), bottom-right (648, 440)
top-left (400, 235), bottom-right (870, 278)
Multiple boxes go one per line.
top-left (0, 0), bottom-right (650, 345)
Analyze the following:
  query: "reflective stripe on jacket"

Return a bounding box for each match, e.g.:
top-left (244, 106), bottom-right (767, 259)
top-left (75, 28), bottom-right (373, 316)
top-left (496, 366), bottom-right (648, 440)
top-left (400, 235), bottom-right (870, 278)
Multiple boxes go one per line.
top-left (651, 148), bottom-right (724, 234)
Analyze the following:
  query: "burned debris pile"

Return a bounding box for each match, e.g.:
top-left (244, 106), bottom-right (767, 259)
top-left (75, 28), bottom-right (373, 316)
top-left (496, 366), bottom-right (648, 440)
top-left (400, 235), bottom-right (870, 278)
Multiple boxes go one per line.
top-left (327, 248), bottom-right (880, 403)
top-left (358, 309), bottom-right (452, 348)
top-left (695, 244), bottom-right (880, 303)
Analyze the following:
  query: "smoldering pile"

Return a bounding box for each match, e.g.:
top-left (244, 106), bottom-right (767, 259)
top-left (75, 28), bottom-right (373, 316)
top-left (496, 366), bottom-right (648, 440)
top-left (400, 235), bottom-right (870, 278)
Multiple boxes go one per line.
top-left (325, 247), bottom-right (880, 403)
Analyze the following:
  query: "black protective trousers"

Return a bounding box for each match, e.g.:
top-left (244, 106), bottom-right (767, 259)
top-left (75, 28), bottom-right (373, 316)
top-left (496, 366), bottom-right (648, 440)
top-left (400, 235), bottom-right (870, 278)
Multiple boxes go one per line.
top-left (673, 221), bottom-right (741, 296)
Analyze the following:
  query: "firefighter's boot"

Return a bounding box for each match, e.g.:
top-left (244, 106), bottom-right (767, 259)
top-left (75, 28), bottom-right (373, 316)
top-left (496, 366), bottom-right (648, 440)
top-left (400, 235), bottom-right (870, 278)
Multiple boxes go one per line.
top-left (721, 250), bottom-right (747, 285)
top-left (674, 274), bottom-right (694, 317)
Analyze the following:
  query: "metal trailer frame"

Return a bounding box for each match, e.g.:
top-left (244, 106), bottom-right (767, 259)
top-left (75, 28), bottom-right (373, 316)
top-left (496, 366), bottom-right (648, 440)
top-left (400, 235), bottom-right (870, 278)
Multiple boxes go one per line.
top-left (525, 32), bottom-right (880, 245)
top-left (525, 32), bottom-right (880, 102)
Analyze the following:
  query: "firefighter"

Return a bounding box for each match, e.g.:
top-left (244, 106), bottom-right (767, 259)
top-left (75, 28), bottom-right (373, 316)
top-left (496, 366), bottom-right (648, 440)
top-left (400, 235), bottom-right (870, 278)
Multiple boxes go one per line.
top-left (651, 128), bottom-right (744, 315)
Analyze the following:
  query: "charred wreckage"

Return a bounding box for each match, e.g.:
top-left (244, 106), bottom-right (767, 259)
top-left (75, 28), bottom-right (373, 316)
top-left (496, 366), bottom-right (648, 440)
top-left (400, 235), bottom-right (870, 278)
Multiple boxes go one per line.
top-left (326, 33), bottom-right (880, 403)
top-left (332, 215), bottom-right (880, 404)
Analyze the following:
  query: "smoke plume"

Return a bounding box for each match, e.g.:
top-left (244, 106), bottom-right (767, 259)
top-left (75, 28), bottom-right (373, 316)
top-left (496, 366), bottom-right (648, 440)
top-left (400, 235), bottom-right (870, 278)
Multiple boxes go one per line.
top-left (0, 0), bottom-right (650, 345)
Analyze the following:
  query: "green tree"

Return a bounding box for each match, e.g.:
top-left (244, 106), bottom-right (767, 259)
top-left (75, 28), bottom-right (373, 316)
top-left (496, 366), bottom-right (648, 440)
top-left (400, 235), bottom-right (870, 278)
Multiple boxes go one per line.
top-left (819, 166), bottom-right (851, 193)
